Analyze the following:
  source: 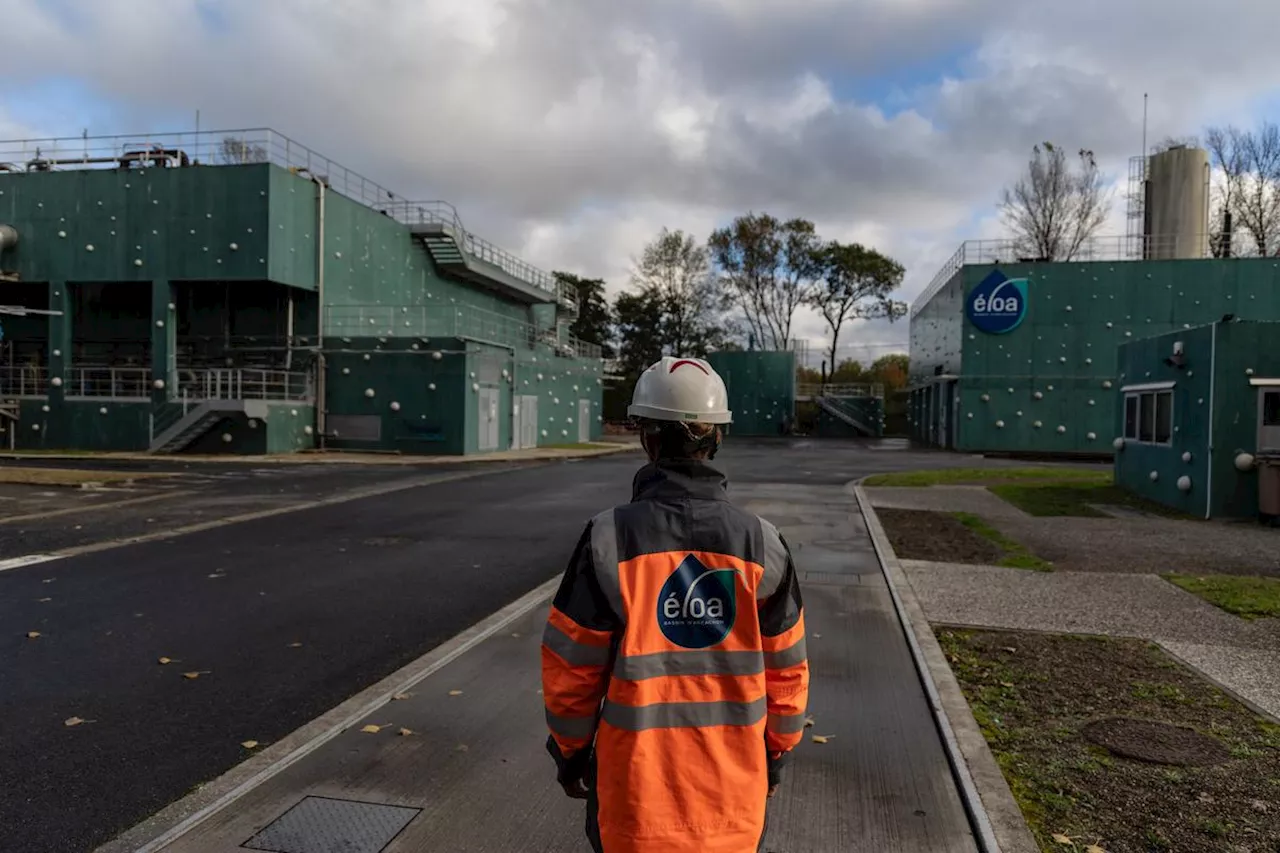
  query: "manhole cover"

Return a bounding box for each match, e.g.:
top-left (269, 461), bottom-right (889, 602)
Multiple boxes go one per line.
top-left (243, 796), bottom-right (420, 853)
top-left (361, 536), bottom-right (413, 547)
top-left (1081, 717), bottom-right (1230, 766)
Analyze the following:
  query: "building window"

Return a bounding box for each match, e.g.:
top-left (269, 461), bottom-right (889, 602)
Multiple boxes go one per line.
top-left (1123, 388), bottom-right (1174, 446)
top-left (1265, 390), bottom-right (1280, 427)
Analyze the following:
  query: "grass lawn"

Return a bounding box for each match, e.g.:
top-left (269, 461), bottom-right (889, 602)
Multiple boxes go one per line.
top-left (1163, 574), bottom-right (1280, 620)
top-left (953, 512), bottom-right (1053, 571)
top-left (863, 467), bottom-right (1109, 488)
top-left (938, 628), bottom-right (1280, 852)
top-left (990, 481), bottom-right (1188, 518)
top-left (0, 466), bottom-right (168, 487)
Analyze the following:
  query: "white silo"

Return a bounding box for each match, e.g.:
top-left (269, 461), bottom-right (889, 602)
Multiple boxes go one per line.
top-left (1147, 145), bottom-right (1210, 260)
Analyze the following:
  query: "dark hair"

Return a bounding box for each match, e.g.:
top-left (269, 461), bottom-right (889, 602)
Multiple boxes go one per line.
top-left (637, 419), bottom-right (722, 460)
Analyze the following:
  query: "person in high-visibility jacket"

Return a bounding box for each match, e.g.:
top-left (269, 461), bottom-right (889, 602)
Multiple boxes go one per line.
top-left (541, 356), bottom-right (810, 853)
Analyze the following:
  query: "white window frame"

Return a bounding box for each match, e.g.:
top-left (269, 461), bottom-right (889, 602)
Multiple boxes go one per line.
top-left (1121, 382), bottom-right (1175, 447)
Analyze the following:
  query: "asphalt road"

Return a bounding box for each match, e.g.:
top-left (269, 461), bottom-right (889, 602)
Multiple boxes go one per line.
top-left (1, 439), bottom-right (975, 853)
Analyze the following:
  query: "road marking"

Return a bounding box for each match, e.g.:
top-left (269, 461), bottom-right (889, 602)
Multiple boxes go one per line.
top-left (0, 466), bottom-right (526, 571)
top-left (0, 553), bottom-right (61, 572)
top-left (0, 490), bottom-right (186, 526)
top-left (112, 574), bottom-right (561, 853)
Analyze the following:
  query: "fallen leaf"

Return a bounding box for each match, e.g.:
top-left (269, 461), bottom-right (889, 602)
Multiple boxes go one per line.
top-left (398, 727), bottom-right (414, 737)
top-left (158, 657), bottom-right (174, 665)
top-left (510, 632), bottom-right (521, 638)
top-left (288, 642), bottom-right (303, 648)
top-left (812, 633), bottom-right (822, 639)
top-left (1085, 846), bottom-right (1107, 853)
top-left (65, 716), bottom-right (93, 727)
top-left (37, 597), bottom-right (52, 603)
top-left (391, 693), bottom-right (412, 701)
top-left (361, 724), bottom-right (386, 734)
top-left (182, 671), bottom-right (210, 680)
top-left (241, 740), bottom-right (260, 749)
top-left (448, 690), bottom-right (463, 696)
top-left (804, 717), bottom-right (816, 729)
top-left (26, 631), bottom-right (41, 639)
top-left (42, 578), bottom-right (55, 584)
top-left (812, 734), bottom-right (835, 744)
top-left (1000, 681), bottom-right (1015, 688)
top-left (1051, 834), bottom-right (1073, 845)
top-left (455, 743), bottom-right (469, 752)
top-left (1001, 647), bottom-right (1017, 653)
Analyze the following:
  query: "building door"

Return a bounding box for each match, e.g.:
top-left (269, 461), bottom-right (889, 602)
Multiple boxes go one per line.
top-left (578, 399), bottom-right (591, 443)
top-left (519, 394), bottom-right (538, 449)
top-left (478, 387), bottom-right (499, 452)
top-left (943, 380), bottom-right (957, 450)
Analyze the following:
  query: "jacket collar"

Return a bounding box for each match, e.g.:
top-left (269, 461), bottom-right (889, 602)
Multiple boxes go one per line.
top-left (631, 458), bottom-right (730, 503)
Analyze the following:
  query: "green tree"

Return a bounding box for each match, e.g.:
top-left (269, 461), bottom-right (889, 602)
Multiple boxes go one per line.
top-left (630, 227), bottom-right (732, 358)
top-left (868, 353), bottom-right (909, 391)
top-left (708, 213), bottom-right (824, 350)
top-left (554, 272), bottom-right (615, 357)
top-left (808, 242), bottom-right (907, 372)
top-left (614, 288), bottom-right (665, 383)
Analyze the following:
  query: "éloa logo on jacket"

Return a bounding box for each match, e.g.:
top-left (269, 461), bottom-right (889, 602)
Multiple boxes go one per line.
top-left (657, 555), bottom-right (740, 648)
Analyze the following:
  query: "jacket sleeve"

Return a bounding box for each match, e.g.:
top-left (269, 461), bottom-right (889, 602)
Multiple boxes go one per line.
top-left (758, 525), bottom-right (810, 769)
top-left (540, 519), bottom-right (620, 783)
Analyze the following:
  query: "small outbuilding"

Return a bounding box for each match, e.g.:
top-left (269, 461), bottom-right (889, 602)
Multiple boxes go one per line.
top-left (1115, 320), bottom-right (1280, 521)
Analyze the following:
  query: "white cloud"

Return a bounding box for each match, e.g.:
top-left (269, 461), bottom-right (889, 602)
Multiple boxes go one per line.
top-left (0, 0), bottom-right (1277, 362)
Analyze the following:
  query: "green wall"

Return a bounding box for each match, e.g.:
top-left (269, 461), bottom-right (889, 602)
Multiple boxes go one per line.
top-left (1115, 321), bottom-right (1280, 518)
top-left (16, 399), bottom-right (151, 451)
top-left (910, 257), bottom-right (1280, 453)
top-left (707, 350), bottom-right (796, 436)
top-left (0, 165), bottom-right (272, 283)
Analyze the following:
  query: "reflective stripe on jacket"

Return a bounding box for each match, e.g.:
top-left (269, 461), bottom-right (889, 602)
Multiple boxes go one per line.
top-left (541, 459), bottom-right (810, 853)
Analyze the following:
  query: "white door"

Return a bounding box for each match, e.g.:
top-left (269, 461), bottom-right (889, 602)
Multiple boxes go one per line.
top-left (478, 387), bottom-right (499, 451)
top-left (521, 395), bottom-right (539, 449)
top-left (578, 399), bottom-right (591, 443)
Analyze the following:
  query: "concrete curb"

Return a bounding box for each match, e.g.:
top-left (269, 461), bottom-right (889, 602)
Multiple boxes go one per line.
top-left (854, 483), bottom-right (1039, 853)
top-left (97, 576), bottom-right (562, 853)
top-left (0, 443), bottom-right (641, 466)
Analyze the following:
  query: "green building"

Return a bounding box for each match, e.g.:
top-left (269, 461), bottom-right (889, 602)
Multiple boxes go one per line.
top-left (0, 130), bottom-right (602, 455)
top-left (1114, 321), bottom-right (1280, 520)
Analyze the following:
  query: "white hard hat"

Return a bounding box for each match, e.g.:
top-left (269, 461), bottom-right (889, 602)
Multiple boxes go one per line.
top-left (627, 357), bottom-right (732, 424)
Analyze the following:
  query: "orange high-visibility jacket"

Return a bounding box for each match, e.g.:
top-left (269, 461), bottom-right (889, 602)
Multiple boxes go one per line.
top-left (541, 459), bottom-right (810, 853)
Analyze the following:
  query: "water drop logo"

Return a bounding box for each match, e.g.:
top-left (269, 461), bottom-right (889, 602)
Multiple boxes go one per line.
top-left (967, 269), bottom-right (1028, 335)
top-left (656, 555), bottom-right (739, 649)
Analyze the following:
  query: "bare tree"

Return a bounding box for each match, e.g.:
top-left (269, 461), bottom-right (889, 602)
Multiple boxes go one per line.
top-left (218, 137), bottom-right (268, 165)
top-left (807, 242), bottom-right (907, 373)
top-left (999, 142), bottom-right (1112, 261)
top-left (1203, 123), bottom-right (1280, 256)
top-left (630, 228), bottom-right (731, 358)
top-left (708, 213), bottom-right (824, 350)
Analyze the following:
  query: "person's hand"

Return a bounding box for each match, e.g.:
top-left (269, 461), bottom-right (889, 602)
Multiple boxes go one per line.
top-left (560, 778), bottom-right (588, 799)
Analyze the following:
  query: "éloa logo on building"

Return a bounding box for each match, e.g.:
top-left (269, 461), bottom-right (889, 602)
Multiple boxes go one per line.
top-left (967, 269), bottom-right (1028, 335)
top-left (656, 555), bottom-right (740, 649)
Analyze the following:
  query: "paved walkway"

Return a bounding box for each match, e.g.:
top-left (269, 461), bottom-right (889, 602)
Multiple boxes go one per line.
top-left (864, 487), bottom-right (1280, 720)
top-left (103, 478), bottom-right (979, 853)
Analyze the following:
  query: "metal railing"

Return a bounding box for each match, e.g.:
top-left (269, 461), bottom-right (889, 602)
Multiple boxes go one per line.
top-left (0, 366), bottom-right (47, 397)
top-left (324, 303), bottom-right (603, 360)
top-left (911, 231), bottom-right (1275, 318)
top-left (798, 383), bottom-right (884, 399)
top-left (0, 128), bottom-right (558, 297)
top-left (63, 366), bottom-right (151, 398)
top-left (176, 368), bottom-right (314, 402)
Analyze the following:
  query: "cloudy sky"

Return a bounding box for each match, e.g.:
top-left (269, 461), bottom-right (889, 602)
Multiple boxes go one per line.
top-left (2, 0), bottom-right (1277, 366)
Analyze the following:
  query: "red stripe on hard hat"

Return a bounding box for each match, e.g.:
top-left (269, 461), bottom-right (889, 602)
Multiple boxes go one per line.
top-left (668, 359), bottom-right (709, 375)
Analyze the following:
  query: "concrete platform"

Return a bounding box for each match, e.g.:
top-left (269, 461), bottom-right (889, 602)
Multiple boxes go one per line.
top-left (146, 482), bottom-right (977, 853)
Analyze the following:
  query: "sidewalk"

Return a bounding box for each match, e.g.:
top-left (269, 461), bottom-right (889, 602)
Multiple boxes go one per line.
top-left (103, 481), bottom-right (980, 853)
top-left (0, 439), bottom-right (641, 467)
top-left (861, 485), bottom-right (1280, 720)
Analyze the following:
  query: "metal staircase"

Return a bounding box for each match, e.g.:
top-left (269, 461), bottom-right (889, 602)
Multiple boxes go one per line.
top-left (418, 231), bottom-right (467, 268)
top-left (815, 395), bottom-right (876, 437)
top-left (149, 400), bottom-right (245, 453)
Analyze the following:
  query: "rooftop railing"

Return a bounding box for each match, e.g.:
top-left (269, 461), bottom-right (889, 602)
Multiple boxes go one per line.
top-left (324, 303), bottom-right (602, 361)
top-left (0, 128), bottom-right (559, 298)
top-left (798, 383), bottom-right (884, 400)
top-left (0, 366), bottom-right (47, 397)
top-left (175, 367), bottom-right (315, 402)
top-left (911, 231), bottom-right (1274, 318)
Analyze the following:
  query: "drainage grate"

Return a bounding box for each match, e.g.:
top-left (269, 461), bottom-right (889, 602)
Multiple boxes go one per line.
top-left (801, 570), bottom-right (862, 586)
top-left (243, 796), bottom-right (421, 853)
